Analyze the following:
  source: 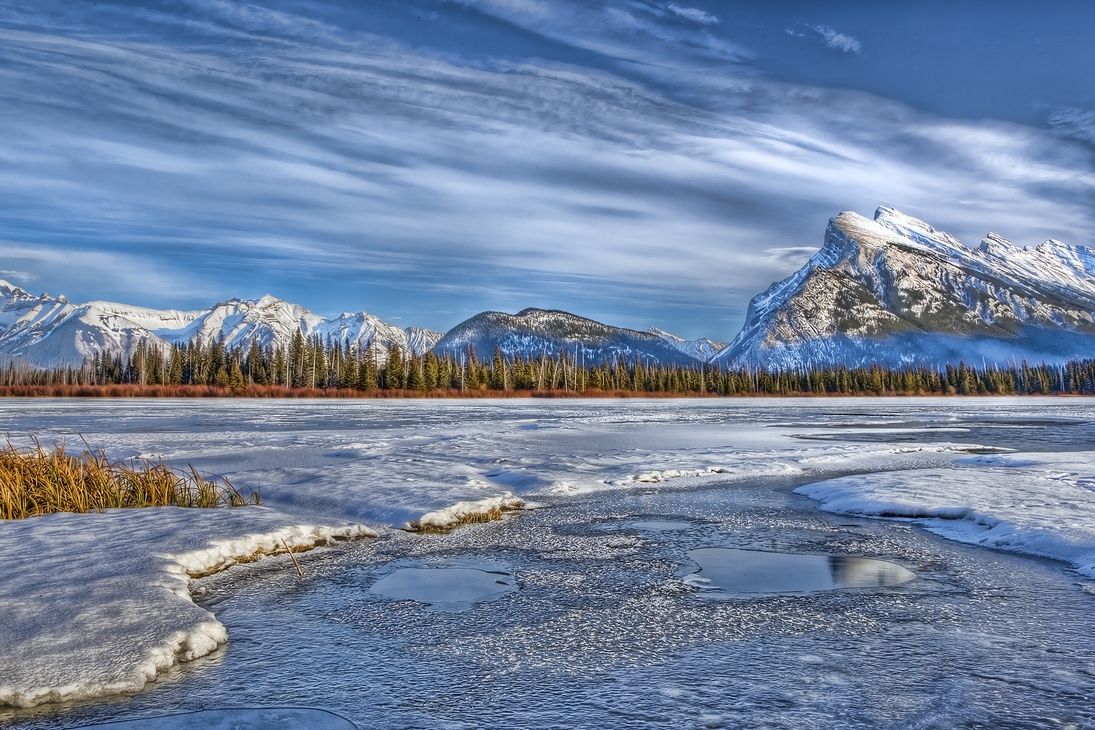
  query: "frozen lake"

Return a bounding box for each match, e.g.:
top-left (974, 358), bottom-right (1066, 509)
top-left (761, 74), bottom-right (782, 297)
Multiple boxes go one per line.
top-left (2, 398), bottom-right (1094, 729)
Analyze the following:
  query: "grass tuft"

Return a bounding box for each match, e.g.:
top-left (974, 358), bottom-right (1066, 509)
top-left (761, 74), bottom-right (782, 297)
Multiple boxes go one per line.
top-left (0, 441), bottom-right (259, 520)
top-left (409, 506), bottom-right (512, 534)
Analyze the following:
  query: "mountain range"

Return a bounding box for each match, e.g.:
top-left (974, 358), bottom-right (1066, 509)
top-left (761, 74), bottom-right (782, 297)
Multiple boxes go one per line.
top-left (3, 206), bottom-right (1093, 370)
top-left (0, 284), bottom-right (443, 368)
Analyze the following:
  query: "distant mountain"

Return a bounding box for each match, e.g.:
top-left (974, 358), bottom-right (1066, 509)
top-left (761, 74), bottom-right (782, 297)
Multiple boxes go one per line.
top-left (0, 283), bottom-right (442, 368)
top-left (647, 328), bottom-right (726, 363)
top-left (432, 308), bottom-right (704, 367)
top-left (716, 207), bottom-right (1095, 369)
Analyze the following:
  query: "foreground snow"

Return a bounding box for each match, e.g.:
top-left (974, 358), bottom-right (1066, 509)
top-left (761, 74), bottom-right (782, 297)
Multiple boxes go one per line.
top-left (796, 452), bottom-right (1095, 577)
top-left (0, 507), bottom-right (375, 708)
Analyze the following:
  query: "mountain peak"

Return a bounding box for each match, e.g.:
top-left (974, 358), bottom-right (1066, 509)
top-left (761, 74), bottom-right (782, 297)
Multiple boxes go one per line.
top-left (872, 206), bottom-right (967, 254)
top-left (0, 280), bottom-right (32, 299)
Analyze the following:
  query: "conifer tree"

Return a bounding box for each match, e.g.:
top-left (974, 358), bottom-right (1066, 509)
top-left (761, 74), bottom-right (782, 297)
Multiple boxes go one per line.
top-left (384, 344), bottom-right (404, 389)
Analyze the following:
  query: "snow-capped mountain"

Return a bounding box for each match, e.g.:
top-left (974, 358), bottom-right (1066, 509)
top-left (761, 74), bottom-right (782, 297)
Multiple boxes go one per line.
top-left (647, 328), bottom-right (727, 363)
top-left (433, 308), bottom-right (704, 366)
top-left (0, 283), bottom-right (442, 368)
top-left (716, 207), bottom-right (1095, 369)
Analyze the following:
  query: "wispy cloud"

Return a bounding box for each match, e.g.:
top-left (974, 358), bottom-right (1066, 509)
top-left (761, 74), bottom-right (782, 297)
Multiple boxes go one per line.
top-left (1047, 106), bottom-right (1095, 146)
top-left (764, 247), bottom-right (817, 264)
top-left (454, 0), bottom-right (748, 63)
top-left (0, 1), bottom-right (1090, 339)
top-left (0, 269), bottom-right (39, 285)
top-left (666, 4), bottom-right (718, 25)
top-left (810, 24), bottom-right (862, 53)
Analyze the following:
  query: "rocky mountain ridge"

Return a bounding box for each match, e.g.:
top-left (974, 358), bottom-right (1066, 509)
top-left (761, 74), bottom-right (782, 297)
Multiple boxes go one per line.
top-left (432, 308), bottom-right (706, 367)
top-left (716, 207), bottom-right (1095, 368)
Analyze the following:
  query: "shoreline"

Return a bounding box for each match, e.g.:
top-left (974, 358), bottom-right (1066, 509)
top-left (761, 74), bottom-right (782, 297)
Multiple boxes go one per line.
top-left (0, 384), bottom-right (1085, 399)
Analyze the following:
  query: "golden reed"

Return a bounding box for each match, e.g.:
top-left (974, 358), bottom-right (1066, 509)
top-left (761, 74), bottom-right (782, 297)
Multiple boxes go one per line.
top-left (0, 441), bottom-right (258, 520)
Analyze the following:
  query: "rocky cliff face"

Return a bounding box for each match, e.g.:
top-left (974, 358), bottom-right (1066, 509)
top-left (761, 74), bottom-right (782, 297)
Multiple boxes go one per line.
top-left (716, 208), bottom-right (1095, 368)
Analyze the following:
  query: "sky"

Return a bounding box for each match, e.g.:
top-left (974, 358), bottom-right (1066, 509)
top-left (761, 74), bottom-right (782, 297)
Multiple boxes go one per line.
top-left (0, 0), bottom-right (1093, 340)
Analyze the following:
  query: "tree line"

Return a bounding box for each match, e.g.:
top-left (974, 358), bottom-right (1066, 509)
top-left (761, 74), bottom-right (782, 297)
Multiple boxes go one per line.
top-left (3, 334), bottom-right (1095, 396)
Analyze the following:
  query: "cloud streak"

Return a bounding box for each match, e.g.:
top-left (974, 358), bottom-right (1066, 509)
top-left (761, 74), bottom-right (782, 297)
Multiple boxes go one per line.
top-left (666, 4), bottom-right (719, 25)
top-left (810, 25), bottom-right (862, 53)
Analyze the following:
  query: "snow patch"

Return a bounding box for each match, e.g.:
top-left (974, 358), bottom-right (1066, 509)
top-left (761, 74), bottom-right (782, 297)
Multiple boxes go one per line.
top-left (406, 494), bottom-right (526, 533)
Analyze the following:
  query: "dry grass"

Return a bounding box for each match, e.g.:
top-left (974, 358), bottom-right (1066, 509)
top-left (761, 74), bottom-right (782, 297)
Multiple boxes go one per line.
top-left (0, 441), bottom-right (259, 520)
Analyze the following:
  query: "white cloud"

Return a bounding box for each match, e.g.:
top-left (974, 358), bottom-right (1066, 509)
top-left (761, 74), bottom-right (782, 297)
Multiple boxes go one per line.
top-left (0, 269), bottom-right (39, 284)
top-left (666, 4), bottom-right (718, 25)
top-left (811, 25), bottom-right (862, 53)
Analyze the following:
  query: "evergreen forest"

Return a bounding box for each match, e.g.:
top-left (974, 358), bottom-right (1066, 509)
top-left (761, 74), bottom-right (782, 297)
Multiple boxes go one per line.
top-left (3, 334), bottom-right (1095, 397)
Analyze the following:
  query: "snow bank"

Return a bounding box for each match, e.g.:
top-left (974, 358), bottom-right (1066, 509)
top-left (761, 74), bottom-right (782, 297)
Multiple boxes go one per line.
top-left (795, 453), bottom-right (1095, 577)
top-left (406, 494), bottom-right (525, 532)
top-left (0, 507), bottom-right (376, 709)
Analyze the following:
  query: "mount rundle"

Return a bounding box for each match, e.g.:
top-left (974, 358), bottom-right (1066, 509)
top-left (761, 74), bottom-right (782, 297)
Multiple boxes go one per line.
top-left (3, 207), bottom-right (1094, 370)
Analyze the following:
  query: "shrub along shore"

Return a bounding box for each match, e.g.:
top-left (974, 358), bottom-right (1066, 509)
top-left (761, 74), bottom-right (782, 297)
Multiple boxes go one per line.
top-left (2, 338), bottom-right (1095, 396)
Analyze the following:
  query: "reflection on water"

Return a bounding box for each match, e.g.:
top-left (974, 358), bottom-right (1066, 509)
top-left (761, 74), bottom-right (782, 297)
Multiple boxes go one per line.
top-left (631, 521), bottom-right (692, 531)
top-left (370, 567), bottom-right (516, 609)
top-left (685, 548), bottom-right (915, 594)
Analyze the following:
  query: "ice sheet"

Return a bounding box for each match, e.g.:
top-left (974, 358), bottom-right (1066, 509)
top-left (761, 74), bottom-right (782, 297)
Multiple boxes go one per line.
top-left (796, 452), bottom-right (1095, 577)
top-left (0, 507), bottom-right (374, 708)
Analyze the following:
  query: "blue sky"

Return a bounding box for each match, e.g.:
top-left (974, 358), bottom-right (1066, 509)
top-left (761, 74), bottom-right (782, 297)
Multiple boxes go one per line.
top-left (1, 0), bottom-right (1093, 339)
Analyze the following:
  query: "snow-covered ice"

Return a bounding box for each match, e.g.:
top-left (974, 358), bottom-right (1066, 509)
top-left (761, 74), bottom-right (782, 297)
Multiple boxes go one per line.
top-left (796, 451), bottom-right (1095, 577)
top-left (2, 397), bottom-right (1095, 728)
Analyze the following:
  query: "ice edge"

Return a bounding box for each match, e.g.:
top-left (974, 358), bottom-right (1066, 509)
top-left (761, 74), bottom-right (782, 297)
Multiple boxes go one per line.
top-left (0, 523), bottom-right (378, 709)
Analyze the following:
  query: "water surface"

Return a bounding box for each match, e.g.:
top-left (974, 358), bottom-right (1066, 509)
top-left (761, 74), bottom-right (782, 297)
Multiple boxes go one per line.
top-left (685, 548), bottom-right (916, 594)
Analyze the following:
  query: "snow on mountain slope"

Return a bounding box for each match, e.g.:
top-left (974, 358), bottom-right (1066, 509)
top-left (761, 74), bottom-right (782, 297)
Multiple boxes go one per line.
top-left (433, 308), bottom-right (703, 366)
top-left (647, 327), bottom-right (727, 363)
top-left (405, 326), bottom-right (445, 356)
top-left (0, 283), bottom-right (442, 368)
top-left (716, 208), bottom-right (1095, 369)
